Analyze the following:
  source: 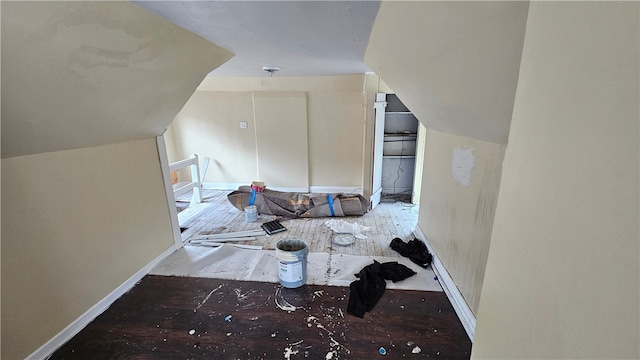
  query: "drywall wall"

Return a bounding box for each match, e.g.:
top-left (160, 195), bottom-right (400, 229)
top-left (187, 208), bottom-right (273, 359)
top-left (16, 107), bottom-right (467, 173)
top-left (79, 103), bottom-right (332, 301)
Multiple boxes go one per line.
top-left (1, 1), bottom-right (232, 158)
top-left (1, 139), bottom-right (175, 359)
top-left (253, 92), bottom-right (309, 190)
top-left (169, 75), bottom-right (366, 191)
top-left (364, 1), bottom-right (528, 144)
top-left (473, 2), bottom-right (639, 358)
top-left (168, 91), bottom-right (258, 183)
top-left (1, 2), bottom-right (233, 358)
top-left (417, 130), bottom-right (505, 313)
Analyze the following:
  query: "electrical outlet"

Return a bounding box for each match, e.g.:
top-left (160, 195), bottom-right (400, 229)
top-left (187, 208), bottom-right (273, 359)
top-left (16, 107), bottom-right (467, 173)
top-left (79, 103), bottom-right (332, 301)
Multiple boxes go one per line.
top-left (240, 121), bottom-right (248, 129)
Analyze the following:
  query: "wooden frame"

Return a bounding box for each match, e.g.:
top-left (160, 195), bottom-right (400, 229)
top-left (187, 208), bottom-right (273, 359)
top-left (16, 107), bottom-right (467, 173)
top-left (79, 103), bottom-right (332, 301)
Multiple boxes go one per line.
top-left (169, 154), bottom-right (203, 203)
top-left (156, 135), bottom-right (185, 249)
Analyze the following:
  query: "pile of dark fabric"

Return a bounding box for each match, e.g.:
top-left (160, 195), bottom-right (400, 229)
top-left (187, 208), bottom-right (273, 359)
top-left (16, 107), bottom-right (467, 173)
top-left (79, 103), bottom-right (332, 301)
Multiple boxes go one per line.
top-left (347, 261), bottom-right (416, 318)
top-left (390, 238), bottom-right (433, 268)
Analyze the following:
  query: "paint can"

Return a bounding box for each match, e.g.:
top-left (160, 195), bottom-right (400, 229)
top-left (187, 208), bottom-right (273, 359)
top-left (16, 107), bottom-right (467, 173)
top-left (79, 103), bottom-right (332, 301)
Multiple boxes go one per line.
top-left (276, 238), bottom-right (308, 288)
top-left (244, 205), bottom-right (258, 222)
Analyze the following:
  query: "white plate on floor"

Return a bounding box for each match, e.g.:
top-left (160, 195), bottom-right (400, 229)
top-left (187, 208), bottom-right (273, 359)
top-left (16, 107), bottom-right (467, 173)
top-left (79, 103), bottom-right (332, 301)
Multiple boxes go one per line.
top-left (332, 233), bottom-right (355, 246)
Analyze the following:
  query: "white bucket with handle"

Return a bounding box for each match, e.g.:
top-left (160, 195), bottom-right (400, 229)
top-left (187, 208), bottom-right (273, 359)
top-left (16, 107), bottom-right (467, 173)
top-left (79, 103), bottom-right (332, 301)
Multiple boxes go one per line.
top-left (276, 238), bottom-right (308, 288)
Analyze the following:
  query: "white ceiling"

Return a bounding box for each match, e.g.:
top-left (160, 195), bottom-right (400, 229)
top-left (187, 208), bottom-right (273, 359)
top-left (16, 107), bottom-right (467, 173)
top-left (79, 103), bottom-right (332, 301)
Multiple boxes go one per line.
top-left (132, 1), bottom-right (381, 77)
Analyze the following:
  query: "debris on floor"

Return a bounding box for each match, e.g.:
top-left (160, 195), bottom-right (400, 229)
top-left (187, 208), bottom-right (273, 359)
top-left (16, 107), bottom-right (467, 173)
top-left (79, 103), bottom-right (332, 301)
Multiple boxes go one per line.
top-left (191, 229), bottom-right (265, 242)
top-left (49, 276), bottom-right (473, 359)
top-left (261, 220), bottom-right (286, 235)
top-left (274, 286), bottom-right (299, 312)
top-left (325, 219), bottom-right (371, 239)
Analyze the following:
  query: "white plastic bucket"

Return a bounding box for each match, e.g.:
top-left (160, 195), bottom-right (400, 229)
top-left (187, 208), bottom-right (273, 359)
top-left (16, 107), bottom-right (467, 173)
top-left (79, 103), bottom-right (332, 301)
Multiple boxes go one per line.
top-left (244, 205), bottom-right (257, 222)
top-left (276, 238), bottom-right (308, 288)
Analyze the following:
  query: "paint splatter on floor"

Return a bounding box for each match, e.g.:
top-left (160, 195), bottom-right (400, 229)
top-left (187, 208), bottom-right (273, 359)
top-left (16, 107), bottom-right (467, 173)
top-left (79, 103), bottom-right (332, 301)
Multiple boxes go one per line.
top-left (49, 276), bottom-right (471, 359)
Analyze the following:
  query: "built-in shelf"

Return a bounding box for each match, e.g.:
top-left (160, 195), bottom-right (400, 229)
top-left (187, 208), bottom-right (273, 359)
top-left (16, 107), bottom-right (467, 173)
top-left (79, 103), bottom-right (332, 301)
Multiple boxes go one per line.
top-left (379, 93), bottom-right (418, 197)
top-left (384, 133), bottom-right (417, 138)
top-left (385, 111), bottom-right (413, 115)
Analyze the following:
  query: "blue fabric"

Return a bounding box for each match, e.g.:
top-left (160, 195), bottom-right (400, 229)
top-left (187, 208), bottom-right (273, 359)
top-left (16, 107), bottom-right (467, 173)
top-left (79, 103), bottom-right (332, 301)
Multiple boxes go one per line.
top-left (327, 194), bottom-right (335, 216)
top-left (249, 189), bottom-right (257, 206)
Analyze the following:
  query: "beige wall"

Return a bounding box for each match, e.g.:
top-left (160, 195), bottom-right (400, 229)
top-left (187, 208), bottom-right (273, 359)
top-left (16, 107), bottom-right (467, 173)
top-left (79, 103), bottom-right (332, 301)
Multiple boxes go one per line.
top-left (1, 139), bottom-right (175, 359)
top-left (1, 1), bottom-right (232, 159)
top-left (168, 91), bottom-right (258, 183)
top-left (1, 4), bottom-right (232, 357)
top-left (365, 1), bottom-right (528, 144)
top-left (417, 129), bottom-right (505, 313)
top-left (168, 75), bottom-right (367, 190)
top-left (253, 92), bottom-right (309, 189)
top-left (473, 2), bottom-right (639, 358)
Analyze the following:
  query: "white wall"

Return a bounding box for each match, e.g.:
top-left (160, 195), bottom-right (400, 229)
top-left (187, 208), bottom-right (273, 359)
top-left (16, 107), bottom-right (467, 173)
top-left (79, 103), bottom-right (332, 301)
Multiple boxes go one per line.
top-left (1, 139), bottom-right (176, 359)
top-left (473, 2), bottom-right (639, 358)
top-left (417, 130), bottom-right (505, 313)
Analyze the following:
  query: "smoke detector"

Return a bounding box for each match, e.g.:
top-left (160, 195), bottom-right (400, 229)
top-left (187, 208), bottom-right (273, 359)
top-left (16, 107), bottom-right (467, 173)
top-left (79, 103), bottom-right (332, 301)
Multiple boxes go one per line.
top-left (262, 66), bottom-right (281, 76)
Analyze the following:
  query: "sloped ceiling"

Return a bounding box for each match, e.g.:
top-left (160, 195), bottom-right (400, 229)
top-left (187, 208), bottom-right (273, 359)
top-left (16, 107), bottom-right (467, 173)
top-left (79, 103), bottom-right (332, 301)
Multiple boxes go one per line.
top-left (2, 0), bottom-right (530, 157)
top-left (1, 1), bottom-right (233, 158)
top-left (365, 1), bottom-right (529, 144)
top-left (133, 1), bottom-right (380, 77)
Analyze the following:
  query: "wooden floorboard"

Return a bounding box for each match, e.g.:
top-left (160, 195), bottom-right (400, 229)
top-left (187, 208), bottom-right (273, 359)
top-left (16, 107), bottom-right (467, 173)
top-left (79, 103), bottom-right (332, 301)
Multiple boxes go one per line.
top-left (178, 190), bottom-right (419, 257)
top-left (50, 276), bottom-right (471, 360)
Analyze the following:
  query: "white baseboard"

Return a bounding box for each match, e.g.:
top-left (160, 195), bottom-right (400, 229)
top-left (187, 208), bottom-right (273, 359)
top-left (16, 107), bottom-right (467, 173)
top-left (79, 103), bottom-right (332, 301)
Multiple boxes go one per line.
top-left (27, 245), bottom-right (178, 360)
top-left (309, 186), bottom-right (363, 195)
top-left (203, 183), bottom-right (362, 195)
top-left (413, 226), bottom-right (476, 342)
top-left (202, 182), bottom-right (246, 191)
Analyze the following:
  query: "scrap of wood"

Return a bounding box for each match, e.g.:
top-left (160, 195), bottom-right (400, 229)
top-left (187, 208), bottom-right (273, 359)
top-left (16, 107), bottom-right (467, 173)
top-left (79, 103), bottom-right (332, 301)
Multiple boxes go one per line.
top-left (190, 237), bottom-right (258, 243)
top-left (191, 243), bottom-right (263, 250)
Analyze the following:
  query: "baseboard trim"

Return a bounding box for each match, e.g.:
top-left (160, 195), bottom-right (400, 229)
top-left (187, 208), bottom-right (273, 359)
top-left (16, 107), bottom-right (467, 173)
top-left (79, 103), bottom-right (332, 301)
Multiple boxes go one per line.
top-left (309, 186), bottom-right (363, 195)
top-left (203, 182), bottom-right (246, 191)
top-left (203, 183), bottom-right (362, 195)
top-left (413, 226), bottom-right (476, 342)
top-left (27, 245), bottom-right (178, 360)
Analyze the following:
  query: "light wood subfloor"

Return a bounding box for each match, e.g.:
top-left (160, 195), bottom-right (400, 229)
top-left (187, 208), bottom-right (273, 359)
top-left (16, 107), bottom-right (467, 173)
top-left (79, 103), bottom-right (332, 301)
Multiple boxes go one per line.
top-left (177, 190), bottom-right (419, 257)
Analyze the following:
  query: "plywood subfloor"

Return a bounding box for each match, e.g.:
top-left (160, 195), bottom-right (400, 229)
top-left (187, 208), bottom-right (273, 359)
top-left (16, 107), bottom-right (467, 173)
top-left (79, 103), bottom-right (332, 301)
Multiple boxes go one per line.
top-left (49, 276), bottom-right (472, 360)
top-left (178, 190), bottom-right (419, 257)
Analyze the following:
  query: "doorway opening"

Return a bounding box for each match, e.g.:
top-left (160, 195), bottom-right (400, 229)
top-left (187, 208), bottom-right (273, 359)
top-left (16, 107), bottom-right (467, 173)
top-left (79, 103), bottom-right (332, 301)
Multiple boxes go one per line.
top-left (371, 93), bottom-right (425, 209)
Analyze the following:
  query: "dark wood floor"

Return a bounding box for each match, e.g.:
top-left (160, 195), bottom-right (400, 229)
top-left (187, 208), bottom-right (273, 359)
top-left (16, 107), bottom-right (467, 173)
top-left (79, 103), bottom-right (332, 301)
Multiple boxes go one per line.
top-left (50, 276), bottom-right (471, 359)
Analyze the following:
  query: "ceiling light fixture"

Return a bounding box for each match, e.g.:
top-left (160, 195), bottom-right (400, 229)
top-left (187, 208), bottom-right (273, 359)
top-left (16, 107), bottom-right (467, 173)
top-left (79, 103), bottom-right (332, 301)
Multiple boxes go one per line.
top-left (262, 66), bottom-right (281, 77)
